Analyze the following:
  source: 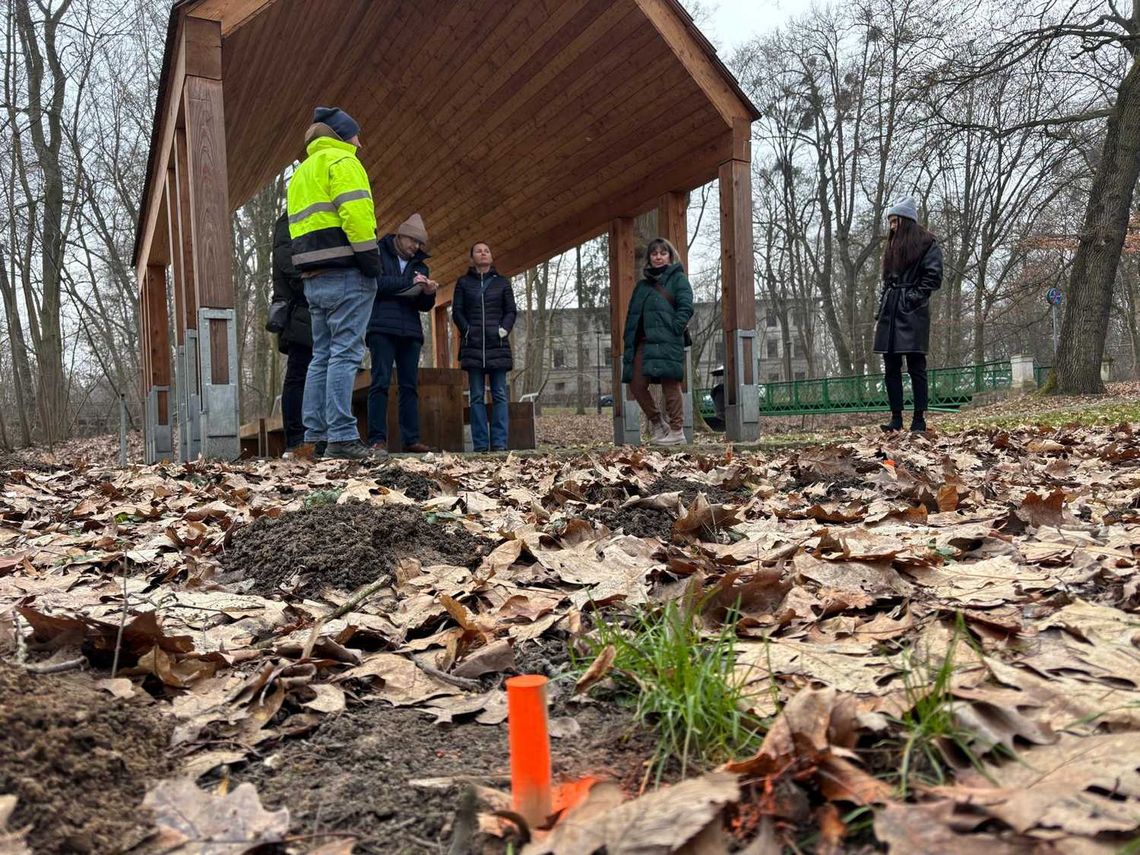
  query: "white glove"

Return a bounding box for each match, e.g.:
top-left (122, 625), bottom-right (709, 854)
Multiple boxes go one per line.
top-left (498, 327), bottom-right (508, 339)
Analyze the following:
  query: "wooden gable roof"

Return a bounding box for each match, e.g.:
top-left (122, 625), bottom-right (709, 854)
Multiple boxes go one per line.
top-left (135, 0), bottom-right (758, 295)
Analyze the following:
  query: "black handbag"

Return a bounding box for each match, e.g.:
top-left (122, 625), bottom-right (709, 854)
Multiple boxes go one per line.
top-left (266, 299), bottom-right (290, 334)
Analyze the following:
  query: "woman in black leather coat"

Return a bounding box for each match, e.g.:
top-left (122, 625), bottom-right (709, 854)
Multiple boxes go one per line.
top-left (873, 196), bottom-right (943, 433)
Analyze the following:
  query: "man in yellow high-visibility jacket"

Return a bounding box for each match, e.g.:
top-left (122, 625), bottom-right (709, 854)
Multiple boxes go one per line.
top-left (287, 106), bottom-right (379, 461)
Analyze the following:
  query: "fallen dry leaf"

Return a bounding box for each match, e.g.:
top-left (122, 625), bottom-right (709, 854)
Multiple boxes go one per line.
top-left (575, 644), bottom-right (617, 694)
top-left (142, 778), bottom-right (289, 853)
top-left (523, 772), bottom-right (739, 855)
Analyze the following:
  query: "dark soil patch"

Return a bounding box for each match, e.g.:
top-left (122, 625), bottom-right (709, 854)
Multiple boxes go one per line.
top-left (589, 505), bottom-right (676, 540)
top-left (375, 467), bottom-right (439, 501)
top-left (0, 661), bottom-right (175, 853)
top-left (239, 692), bottom-right (652, 854)
top-left (224, 503), bottom-right (491, 598)
top-left (647, 475), bottom-right (750, 506)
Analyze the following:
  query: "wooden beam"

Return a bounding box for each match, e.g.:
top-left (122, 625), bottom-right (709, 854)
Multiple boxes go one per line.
top-left (184, 75), bottom-right (234, 311)
top-left (609, 217), bottom-right (635, 420)
top-left (173, 126), bottom-right (199, 331)
top-left (185, 0), bottom-right (276, 36)
top-left (145, 265), bottom-right (172, 424)
top-left (431, 303), bottom-right (452, 369)
top-left (633, 0), bottom-right (754, 126)
top-left (164, 168), bottom-right (185, 345)
top-left (719, 134), bottom-right (757, 440)
top-left (658, 191), bottom-right (689, 271)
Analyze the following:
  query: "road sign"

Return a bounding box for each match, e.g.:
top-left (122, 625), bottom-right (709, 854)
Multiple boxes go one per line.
top-left (1046, 287), bottom-right (1064, 306)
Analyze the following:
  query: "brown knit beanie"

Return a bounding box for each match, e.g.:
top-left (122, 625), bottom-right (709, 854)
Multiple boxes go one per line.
top-left (397, 213), bottom-right (429, 247)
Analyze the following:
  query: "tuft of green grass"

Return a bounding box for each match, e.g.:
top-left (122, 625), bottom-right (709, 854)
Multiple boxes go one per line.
top-left (887, 616), bottom-right (991, 798)
top-left (576, 600), bottom-right (765, 784)
top-left (303, 488), bottom-right (343, 508)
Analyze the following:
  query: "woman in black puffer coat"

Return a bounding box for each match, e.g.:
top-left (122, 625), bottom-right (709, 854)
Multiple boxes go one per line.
top-left (452, 242), bottom-right (517, 451)
top-left (873, 196), bottom-right (943, 433)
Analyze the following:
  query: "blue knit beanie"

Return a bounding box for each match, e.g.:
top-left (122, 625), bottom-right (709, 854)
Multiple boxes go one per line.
top-left (886, 196), bottom-right (918, 222)
top-left (311, 107), bottom-right (360, 142)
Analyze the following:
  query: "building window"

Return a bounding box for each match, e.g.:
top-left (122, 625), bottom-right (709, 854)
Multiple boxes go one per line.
top-left (554, 349), bottom-right (566, 368)
top-left (714, 341), bottom-right (725, 363)
top-left (555, 382), bottom-right (566, 392)
top-left (765, 315), bottom-right (778, 328)
top-left (767, 340), bottom-right (779, 359)
top-left (552, 316), bottom-right (563, 335)
top-left (768, 372), bottom-right (780, 382)
top-left (604, 350), bottom-right (612, 367)
top-left (794, 371), bottom-right (806, 380)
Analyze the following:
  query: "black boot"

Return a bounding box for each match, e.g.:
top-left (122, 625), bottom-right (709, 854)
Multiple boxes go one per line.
top-left (880, 412), bottom-right (903, 432)
top-left (910, 413), bottom-right (927, 433)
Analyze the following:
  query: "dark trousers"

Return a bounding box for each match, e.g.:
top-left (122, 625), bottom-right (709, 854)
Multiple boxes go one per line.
top-left (883, 352), bottom-right (928, 414)
top-left (282, 344), bottom-right (312, 449)
top-left (367, 333), bottom-right (421, 445)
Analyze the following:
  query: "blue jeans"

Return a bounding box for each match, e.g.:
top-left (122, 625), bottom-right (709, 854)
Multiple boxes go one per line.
top-left (302, 270), bottom-right (375, 443)
top-left (367, 333), bottom-right (421, 445)
top-left (469, 369), bottom-right (508, 451)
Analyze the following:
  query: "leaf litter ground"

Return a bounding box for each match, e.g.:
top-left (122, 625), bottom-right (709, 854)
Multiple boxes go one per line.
top-left (3, 410), bottom-right (1140, 853)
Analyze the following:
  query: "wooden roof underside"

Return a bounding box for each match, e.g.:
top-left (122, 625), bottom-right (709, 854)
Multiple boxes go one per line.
top-left (146, 0), bottom-right (758, 293)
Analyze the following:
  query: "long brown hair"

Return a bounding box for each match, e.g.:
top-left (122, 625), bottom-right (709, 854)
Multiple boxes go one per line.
top-left (882, 217), bottom-right (934, 277)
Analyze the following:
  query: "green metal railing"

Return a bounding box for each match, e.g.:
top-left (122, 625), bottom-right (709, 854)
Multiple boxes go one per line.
top-left (697, 359), bottom-right (1014, 418)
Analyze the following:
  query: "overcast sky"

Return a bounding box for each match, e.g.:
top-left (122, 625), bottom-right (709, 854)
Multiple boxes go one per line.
top-left (700, 0), bottom-right (818, 53)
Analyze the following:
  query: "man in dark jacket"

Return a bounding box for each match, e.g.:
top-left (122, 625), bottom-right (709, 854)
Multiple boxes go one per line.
top-left (269, 212), bottom-right (312, 454)
top-left (452, 242), bottom-right (517, 451)
top-left (366, 213), bottom-right (438, 453)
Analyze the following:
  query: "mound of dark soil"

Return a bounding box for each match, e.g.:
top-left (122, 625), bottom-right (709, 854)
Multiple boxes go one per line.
top-left (0, 661), bottom-right (175, 853)
top-left (376, 467), bottom-right (439, 501)
top-left (647, 475), bottom-right (749, 506)
top-left (225, 503), bottom-right (491, 598)
top-left (240, 692), bottom-right (652, 853)
top-left (590, 505), bottom-right (676, 540)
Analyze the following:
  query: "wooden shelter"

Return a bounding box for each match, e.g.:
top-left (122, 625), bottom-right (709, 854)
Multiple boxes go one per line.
top-left (133, 0), bottom-right (760, 461)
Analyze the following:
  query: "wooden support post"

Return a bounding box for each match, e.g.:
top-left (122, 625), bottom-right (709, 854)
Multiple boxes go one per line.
top-left (182, 16), bottom-right (238, 459)
top-left (720, 122), bottom-right (758, 441)
top-left (172, 126), bottom-right (202, 460)
top-left (142, 265), bottom-right (174, 462)
top-left (609, 217), bottom-right (640, 445)
top-left (659, 191), bottom-right (694, 440)
top-left (432, 303), bottom-right (452, 368)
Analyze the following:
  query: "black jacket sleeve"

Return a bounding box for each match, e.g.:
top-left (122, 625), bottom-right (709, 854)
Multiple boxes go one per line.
top-left (355, 246), bottom-right (382, 280)
top-left (917, 241), bottom-right (943, 296)
top-left (271, 214), bottom-right (298, 303)
top-left (500, 279), bottom-right (517, 332)
top-left (452, 279), bottom-right (468, 335)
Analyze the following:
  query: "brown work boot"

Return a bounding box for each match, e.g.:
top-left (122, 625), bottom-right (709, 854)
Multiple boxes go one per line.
top-left (404, 442), bottom-right (432, 454)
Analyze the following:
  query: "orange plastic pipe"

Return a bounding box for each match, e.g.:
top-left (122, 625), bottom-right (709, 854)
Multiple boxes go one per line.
top-left (506, 674), bottom-right (553, 826)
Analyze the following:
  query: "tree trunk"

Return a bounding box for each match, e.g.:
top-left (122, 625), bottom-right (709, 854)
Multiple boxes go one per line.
top-left (1054, 55), bottom-right (1140, 394)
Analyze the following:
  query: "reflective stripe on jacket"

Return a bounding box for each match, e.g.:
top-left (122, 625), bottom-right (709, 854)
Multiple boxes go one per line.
top-left (286, 136), bottom-right (380, 278)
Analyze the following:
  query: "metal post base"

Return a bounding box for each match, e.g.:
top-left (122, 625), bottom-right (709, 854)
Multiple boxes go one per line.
top-left (613, 387), bottom-right (641, 446)
top-left (726, 329), bottom-right (759, 442)
top-left (197, 309), bottom-right (241, 461)
top-left (144, 386), bottom-right (174, 463)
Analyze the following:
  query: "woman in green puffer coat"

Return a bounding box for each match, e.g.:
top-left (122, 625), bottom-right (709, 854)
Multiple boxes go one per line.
top-left (621, 237), bottom-right (693, 445)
